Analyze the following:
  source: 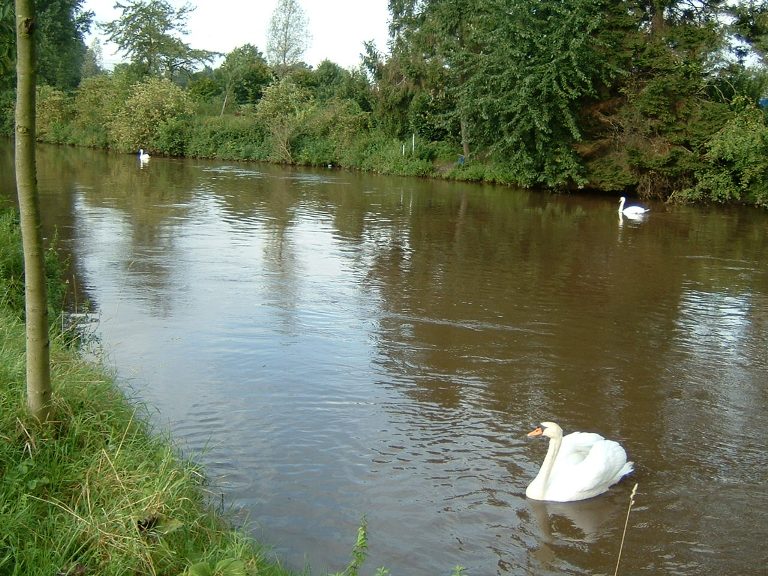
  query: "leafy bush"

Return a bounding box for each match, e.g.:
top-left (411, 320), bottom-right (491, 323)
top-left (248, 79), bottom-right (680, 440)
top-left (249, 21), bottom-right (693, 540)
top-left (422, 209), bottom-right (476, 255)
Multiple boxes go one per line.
top-left (0, 90), bottom-right (14, 136)
top-left (152, 116), bottom-right (192, 157)
top-left (36, 85), bottom-right (73, 143)
top-left (71, 75), bottom-right (127, 148)
top-left (294, 135), bottom-right (336, 166)
top-left (186, 115), bottom-right (268, 160)
top-left (294, 98), bottom-right (370, 166)
top-left (255, 78), bottom-right (314, 163)
top-left (109, 77), bottom-right (194, 153)
top-left (678, 99), bottom-right (768, 207)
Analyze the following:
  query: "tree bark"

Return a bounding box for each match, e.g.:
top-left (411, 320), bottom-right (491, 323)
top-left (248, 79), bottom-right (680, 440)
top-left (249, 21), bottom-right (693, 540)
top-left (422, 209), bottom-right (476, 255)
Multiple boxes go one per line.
top-left (15, 0), bottom-right (52, 422)
top-left (460, 116), bottom-right (470, 159)
top-left (650, 1), bottom-right (667, 37)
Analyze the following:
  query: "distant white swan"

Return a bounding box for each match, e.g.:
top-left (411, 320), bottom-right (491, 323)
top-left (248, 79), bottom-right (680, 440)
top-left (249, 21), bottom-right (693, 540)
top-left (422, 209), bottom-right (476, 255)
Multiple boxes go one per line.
top-left (138, 149), bottom-right (150, 163)
top-left (526, 422), bottom-right (634, 502)
top-left (618, 196), bottom-right (649, 217)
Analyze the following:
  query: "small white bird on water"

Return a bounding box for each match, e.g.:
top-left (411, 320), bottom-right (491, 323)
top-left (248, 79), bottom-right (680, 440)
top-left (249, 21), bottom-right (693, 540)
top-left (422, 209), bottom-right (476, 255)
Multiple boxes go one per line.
top-left (618, 196), bottom-right (649, 217)
top-left (526, 421), bottom-right (634, 502)
top-left (138, 149), bottom-right (150, 163)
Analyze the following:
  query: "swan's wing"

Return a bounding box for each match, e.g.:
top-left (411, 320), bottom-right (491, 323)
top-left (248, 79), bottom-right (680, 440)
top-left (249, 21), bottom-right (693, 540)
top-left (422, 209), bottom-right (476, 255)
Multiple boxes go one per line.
top-left (552, 432), bottom-right (605, 471)
top-left (547, 438), bottom-right (633, 502)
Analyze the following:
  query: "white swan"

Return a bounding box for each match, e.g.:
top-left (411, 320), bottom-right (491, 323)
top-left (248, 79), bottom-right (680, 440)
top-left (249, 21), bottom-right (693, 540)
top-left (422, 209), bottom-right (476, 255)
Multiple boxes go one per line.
top-left (618, 196), bottom-right (649, 217)
top-left (138, 149), bottom-right (150, 163)
top-left (526, 422), bottom-right (633, 502)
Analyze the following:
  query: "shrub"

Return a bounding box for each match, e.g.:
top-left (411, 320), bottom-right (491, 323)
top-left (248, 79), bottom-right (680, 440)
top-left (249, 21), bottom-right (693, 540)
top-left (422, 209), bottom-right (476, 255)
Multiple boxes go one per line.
top-left (294, 98), bottom-right (370, 166)
top-left (110, 77), bottom-right (194, 153)
top-left (255, 78), bottom-right (313, 163)
top-left (186, 115), bottom-right (268, 160)
top-left (678, 99), bottom-right (768, 207)
top-left (71, 75), bottom-right (127, 148)
top-left (36, 85), bottom-right (74, 143)
top-left (152, 116), bottom-right (191, 157)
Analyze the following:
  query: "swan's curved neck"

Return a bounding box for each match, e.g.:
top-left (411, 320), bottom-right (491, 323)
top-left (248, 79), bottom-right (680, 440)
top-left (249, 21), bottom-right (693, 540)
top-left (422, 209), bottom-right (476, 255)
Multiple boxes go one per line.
top-left (618, 198), bottom-right (625, 212)
top-left (530, 435), bottom-right (562, 498)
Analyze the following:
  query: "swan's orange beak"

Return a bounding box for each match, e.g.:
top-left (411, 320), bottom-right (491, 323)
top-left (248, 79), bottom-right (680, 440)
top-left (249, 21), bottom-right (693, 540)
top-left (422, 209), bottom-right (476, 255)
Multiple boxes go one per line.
top-left (527, 426), bottom-right (543, 437)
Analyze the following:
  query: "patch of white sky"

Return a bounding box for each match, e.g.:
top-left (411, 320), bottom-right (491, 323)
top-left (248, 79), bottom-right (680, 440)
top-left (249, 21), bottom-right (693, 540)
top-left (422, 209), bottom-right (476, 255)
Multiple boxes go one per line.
top-left (82, 0), bottom-right (392, 70)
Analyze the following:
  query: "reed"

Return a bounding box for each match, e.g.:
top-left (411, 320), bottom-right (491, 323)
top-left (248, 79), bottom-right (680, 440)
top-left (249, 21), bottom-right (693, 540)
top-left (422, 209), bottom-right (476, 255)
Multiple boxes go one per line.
top-left (613, 483), bottom-right (639, 576)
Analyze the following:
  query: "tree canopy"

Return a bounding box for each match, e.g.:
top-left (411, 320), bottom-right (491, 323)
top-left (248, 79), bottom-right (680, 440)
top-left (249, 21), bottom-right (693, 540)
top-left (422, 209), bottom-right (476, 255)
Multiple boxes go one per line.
top-left (381, 0), bottom-right (768, 196)
top-left (217, 44), bottom-right (272, 113)
top-left (266, 0), bottom-right (310, 76)
top-left (0, 0), bottom-right (92, 90)
top-left (101, 0), bottom-right (213, 78)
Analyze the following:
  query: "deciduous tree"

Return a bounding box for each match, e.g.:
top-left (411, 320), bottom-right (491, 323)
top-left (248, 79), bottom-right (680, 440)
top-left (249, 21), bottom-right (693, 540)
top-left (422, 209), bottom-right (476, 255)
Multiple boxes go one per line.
top-left (1, 0), bottom-right (92, 89)
top-left (109, 75), bottom-right (193, 152)
top-left (256, 77), bottom-right (313, 162)
top-left (217, 44), bottom-right (271, 114)
top-left (0, 1), bottom-right (13, 76)
top-left (101, 0), bottom-right (213, 78)
top-left (15, 0), bottom-right (52, 422)
top-left (36, 0), bottom-right (92, 88)
top-left (266, 0), bottom-right (310, 76)
top-left (81, 37), bottom-right (104, 78)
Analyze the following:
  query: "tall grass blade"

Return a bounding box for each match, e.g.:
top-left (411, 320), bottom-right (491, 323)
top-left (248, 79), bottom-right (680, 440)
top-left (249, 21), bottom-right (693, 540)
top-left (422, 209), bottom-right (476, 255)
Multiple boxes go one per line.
top-left (614, 483), bottom-right (638, 576)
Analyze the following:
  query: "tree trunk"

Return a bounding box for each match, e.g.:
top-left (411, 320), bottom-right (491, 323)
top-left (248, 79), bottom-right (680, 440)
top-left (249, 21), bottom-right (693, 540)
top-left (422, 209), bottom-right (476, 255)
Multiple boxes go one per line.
top-left (460, 116), bottom-right (470, 159)
top-left (650, 1), bottom-right (667, 37)
top-left (220, 89), bottom-right (229, 116)
top-left (15, 0), bottom-right (52, 422)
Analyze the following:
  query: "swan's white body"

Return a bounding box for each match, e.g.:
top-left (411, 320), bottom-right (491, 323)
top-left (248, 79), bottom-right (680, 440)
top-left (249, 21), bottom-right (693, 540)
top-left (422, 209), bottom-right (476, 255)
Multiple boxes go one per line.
top-left (139, 149), bottom-right (150, 163)
top-left (618, 196), bottom-right (649, 217)
top-left (526, 422), bottom-right (633, 502)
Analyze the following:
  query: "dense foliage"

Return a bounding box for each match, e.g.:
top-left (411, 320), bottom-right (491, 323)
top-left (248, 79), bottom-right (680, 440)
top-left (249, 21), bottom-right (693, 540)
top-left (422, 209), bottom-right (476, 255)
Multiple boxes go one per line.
top-left (1, 0), bottom-right (767, 206)
top-left (0, 0), bottom-right (91, 90)
top-left (100, 0), bottom-right (214, 78)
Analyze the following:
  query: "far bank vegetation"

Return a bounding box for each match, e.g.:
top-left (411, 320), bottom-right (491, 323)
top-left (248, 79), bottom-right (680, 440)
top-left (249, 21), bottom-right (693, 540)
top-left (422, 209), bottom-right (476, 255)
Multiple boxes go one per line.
top-left (1, 0), bottom-right (767, 207)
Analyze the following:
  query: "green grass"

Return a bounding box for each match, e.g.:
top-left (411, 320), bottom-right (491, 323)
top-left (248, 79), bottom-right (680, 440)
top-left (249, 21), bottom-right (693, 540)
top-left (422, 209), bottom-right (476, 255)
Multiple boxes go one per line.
top-left (0, 308), bottom-right (296, 576)
top-left (0, 201), bottom-right (297, 575)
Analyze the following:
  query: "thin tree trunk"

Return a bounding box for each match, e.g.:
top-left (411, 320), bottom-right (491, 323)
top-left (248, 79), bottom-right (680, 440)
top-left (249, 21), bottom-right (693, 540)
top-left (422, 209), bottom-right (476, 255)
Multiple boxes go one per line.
top-left (460, 116), bottom-right (470, 159)
top-left (15, 0), bottom-right (52, 422)
top-left (650, 1), bottom-right (667, 37)
top-left (220, 89), bottom-right (228, 116)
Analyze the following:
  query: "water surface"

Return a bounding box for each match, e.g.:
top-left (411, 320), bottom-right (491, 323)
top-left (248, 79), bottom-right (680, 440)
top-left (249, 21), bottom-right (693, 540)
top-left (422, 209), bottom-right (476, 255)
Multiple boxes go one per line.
top-left (2, 141), bottom-right (766, 575)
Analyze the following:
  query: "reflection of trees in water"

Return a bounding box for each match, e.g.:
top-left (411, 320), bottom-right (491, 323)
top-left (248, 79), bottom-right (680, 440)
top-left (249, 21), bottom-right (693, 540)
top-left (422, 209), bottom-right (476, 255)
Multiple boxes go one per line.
top-left (366, 192), bottom-right (638, 422)
top-left (67, 152), bottom-right (201, 316)
top-left (5, 143), bottom-right (766, 429)
top-left (365, 188), bottom-right (767, 430)
top-left (354, 184), bottom-right (768, 574)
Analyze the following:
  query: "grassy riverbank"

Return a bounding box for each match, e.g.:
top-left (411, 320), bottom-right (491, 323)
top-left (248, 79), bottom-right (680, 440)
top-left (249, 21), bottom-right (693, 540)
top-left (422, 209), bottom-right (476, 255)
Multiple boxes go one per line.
top-left (0, 207), bottom-right (298, 574)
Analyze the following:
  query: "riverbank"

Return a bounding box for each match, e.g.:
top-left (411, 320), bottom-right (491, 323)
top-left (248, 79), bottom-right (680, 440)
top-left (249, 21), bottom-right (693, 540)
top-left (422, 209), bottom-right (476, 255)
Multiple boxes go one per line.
top-left (0, 206), bottom-right (298, 575)
top-left (10, 71), bottom-right (768, 209)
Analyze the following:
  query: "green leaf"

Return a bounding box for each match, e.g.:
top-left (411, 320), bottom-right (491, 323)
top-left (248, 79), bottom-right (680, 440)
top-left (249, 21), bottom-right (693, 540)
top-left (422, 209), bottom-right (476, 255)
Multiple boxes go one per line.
top-left (186, 562), bottom-right (214, 576)
top-left (214, 559), bottom-right (247, 576)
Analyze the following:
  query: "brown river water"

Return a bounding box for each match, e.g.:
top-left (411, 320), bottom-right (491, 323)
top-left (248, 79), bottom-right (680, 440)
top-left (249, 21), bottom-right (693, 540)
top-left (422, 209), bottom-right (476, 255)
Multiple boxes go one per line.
top-left (2, 141), bottom-right (767, 575)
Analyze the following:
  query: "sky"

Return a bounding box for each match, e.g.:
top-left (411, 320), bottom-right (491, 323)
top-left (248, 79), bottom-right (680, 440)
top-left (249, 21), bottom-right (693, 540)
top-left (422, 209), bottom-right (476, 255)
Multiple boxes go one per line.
top-left (82, 0), bottom-right (392, 70)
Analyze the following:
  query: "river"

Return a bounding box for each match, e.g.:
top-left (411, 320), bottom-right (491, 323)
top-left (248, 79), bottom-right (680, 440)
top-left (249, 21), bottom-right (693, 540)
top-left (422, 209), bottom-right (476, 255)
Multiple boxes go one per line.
top-left (1, 141), bottom-right (766, 575)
